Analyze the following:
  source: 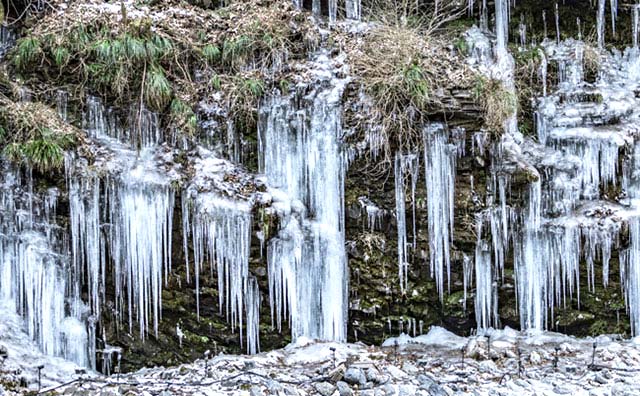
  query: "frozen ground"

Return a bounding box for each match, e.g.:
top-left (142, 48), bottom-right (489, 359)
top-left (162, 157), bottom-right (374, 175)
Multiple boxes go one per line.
top-left (3, 324), bottom-right (640, 395)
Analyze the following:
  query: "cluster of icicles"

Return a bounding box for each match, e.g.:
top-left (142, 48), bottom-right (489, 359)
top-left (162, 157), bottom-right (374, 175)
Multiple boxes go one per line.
top-left (293, 0), bottom-right (361, 23)
top-left (0, 1), bottom-right (358, 371)
top-left (387, 0), bottom-right (640, 338)
top-left (462, 0), bottom-right (640, 336)
top-left (0, 42), bottom-right (351, 370)
top-left (6, 0), bottom-right (640, 374)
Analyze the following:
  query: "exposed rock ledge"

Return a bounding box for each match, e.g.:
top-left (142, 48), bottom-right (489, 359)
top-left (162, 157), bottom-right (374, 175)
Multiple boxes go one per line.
top-left (4, 324), bottom-right (640, 395)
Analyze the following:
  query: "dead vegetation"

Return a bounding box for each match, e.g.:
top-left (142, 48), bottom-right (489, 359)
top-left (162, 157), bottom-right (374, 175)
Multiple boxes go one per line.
top-left (9, 0), bottom-right (319, 138)
top-left (0, 94), bottom-right (83, 171)
top-left (343, 1), bottom-right (483, 167)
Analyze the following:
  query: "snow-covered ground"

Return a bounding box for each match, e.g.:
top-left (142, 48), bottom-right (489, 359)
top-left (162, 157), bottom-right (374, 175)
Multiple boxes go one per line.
top-left (4, 325), bottom-right (640, 395)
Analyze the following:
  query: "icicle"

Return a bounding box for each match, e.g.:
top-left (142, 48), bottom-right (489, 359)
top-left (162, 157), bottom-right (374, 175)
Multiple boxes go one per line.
top-left (395, 154), bottom-right (418, 293)
top-left (329, 0), bottom-right (337, 24)
top-left (0, 170), bottom-right (89, 367)
top-left (555, 3), bottom-right (560, 44)
top-left (312, 0), bottom-right (321, 18)
top-left (56, 90), bottom-right (68, 121)
top-left (515, 181), bottom-right (545, 330)
top-left (610, 0), bottom-right (617, 36)
top-left (346, 0), bottom-right (361, 20)
top-left (519, 14), bottom-right (527, 47)
top-left (69, 175), bottom-right (102, 322)
top-left (634, 5), bottom-right (639, 49)
top-left (494, 0), bottom-right (509, 56)
top-left (598, 0), bottom-right (606, 49)
top-left (625, 219), bottom-right (640, 335)
top-left (462, 254), bottom-right (473, 313)
top-left (182, 194), bottom-right (191, 284)
top-left (245, 276), bottom-right (261, 354)
top-left (111, 179), bottom-right (174, 340)
top-left (187, 194), bottom-right (252, 348)
top-left (577, 17), bottom-right (582, 41)
top-left (358, 197), bottom-right (384, 231)
top-left (538, 49), bottom-right (548, 97)
top-left (475, 217), bottom-right (497, 330)
top-left (480, 0), bottom-right (488, 30)
top-left (423, 123), bottom-right (456, 301)
top-left (543, 10), bottom-right (548, 39)
top-left (395, 154), bottom-right (409, 294)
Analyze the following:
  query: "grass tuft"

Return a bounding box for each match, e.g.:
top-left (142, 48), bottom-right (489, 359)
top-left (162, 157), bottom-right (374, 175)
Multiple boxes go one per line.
top-left (201, 44), bottom-right (221, 65)
top-left (0, 98), bottom-right (80, 172)
top-left (14, 38), bottom-right (42, 70)
top-left (144, 65), bottom-right (172, 110)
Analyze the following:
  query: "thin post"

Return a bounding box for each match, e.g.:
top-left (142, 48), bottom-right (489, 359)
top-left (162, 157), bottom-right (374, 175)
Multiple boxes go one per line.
top-left (37, 365), bottom-right (44, 391)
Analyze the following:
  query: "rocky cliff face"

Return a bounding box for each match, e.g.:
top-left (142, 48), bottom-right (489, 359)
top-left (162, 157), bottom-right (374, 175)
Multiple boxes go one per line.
top-left (1, 0), bottom-right (640, 380)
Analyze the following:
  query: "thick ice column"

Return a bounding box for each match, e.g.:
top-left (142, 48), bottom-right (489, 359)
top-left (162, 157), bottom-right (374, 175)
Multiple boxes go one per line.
top-left (494, 0), bottom-right (509, 56)
top-left (515, 181), bottom-right (546, 330)
top-left (625, 219), bottom-right (640, 336)
top-left (598, 0), bottom-right (606, 49)
top-left (259, 51), bottom-right (348, 342)
top-left (423, 124), bottom-right (456, 301)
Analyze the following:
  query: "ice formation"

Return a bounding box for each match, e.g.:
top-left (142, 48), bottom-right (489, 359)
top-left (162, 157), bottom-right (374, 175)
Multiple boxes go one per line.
top-left (464, 1), bottom-right (640, 336)
top-left (259, 50), bottom-right (349, 342)
top-left (394, 153), bottom-right (419, 293)
top-left (7, 0), bottom-right (640, 377)
top-left (0, 170), bottom-right (91, 368)
top-left (424, 124), bottom-right (457, 300)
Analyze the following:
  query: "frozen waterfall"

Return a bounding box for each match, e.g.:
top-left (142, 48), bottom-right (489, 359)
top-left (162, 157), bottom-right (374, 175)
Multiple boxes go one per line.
top-left (259, 50), bottom-right (349, 342)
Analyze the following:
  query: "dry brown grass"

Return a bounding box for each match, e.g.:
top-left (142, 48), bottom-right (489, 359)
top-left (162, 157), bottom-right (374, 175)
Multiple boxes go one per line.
top-left (347, 22), bottom-right (477, 165)
top-left (0, 94), bottom-right (84, 171)
top-left (13, 0), bottom-right (319, 138)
